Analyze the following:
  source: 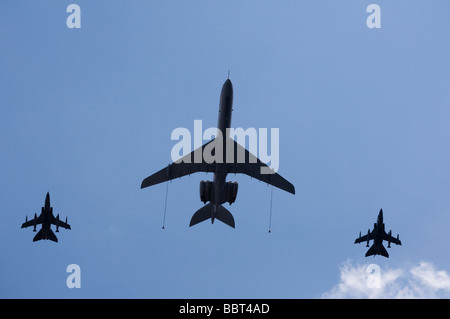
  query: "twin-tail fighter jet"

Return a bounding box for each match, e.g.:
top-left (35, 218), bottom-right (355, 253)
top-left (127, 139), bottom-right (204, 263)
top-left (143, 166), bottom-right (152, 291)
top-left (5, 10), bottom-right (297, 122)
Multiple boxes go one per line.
top-left (354, 209), bottom-right (401, 258)
top-left (21, 192), bottom-right (71, 242)
top-left (141, 78), bottom-right (295, 228)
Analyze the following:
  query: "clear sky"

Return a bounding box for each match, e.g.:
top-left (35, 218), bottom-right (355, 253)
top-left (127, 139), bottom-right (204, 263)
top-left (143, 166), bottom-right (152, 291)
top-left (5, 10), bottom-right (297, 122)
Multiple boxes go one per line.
top-left (1, 1), bottom-right (450, 299)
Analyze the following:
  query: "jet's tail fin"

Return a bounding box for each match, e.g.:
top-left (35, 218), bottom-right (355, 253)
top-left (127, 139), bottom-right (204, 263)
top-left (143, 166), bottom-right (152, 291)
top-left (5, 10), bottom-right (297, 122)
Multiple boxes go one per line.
top-left (189, 203), bottom-right (235, 228)
top-left (365, 244), bottom-right (389, 258)
top-left (33, 228), bottom-right (58, 242)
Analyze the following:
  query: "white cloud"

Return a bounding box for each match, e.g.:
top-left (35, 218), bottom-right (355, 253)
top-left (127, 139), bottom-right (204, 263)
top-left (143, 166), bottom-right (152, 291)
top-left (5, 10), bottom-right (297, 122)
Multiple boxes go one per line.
top-left (321, 260), bottom-right (450, 299)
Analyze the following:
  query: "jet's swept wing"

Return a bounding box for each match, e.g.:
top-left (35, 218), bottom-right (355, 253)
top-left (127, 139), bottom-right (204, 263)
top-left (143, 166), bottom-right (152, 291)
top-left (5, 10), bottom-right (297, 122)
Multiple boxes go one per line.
top-left (226, 138), bottom-right (295, 195)
top-left (51, 216), bottom-right (71, 230)
top-left (141, 139), bottom-right (216, 189)
top-left (383, 232), bottom-right (402, 246)
top-left (141, 138), bottom-right (295, 195)
top-left (354, 231), bottom-right (374, 244)
top-left (21, 214), bottom-right (43, 228)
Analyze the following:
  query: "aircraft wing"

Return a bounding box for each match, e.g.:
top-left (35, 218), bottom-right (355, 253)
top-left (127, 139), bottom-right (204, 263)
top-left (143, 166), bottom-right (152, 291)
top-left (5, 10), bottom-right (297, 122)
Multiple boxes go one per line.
top-left (384, 232), bottom-right (402, 245)
top-left (21, 214), bottom-right (43, 228)
top-left (354, 231), bottom-right (374, 244)
top-left (141, 138), bottom-right (295, 195)
top-left (226, 138), bottom-right (295, 195)
top-left (51, 216), bottom-right (71, 230)
top-left (141, 139), bottom-right (216, 188)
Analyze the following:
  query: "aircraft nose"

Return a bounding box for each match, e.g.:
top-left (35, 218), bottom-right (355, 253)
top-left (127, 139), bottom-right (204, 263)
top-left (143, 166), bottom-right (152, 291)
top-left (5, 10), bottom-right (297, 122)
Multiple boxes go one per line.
top-left (221, 78), bottom-right (233, 96)
top-left (223, 78), bottom-right (232, 89)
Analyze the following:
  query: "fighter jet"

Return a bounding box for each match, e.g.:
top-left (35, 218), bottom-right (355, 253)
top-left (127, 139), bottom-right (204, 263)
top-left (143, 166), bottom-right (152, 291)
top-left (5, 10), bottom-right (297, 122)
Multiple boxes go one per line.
top-left (21, 192), bottom-right (71, 242)
top-left (141, 78), bottom-right (295, 228)
top-left (354, 209), bottom-right (401, 258)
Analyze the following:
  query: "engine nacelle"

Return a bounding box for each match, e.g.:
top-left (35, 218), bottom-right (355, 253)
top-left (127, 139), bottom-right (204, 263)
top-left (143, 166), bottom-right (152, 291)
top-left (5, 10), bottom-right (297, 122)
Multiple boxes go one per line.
top-left (199, 180), bottom-right (214, 204)
top-left (225, 182), bottom-right (238, 205)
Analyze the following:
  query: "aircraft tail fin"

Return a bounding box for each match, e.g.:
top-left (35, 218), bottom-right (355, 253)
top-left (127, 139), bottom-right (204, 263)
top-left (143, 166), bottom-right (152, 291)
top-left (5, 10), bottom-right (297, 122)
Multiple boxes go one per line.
top-left (33, 228), bottom-right (58, 242)
top-left (189, 203), bottom-right (235, 228)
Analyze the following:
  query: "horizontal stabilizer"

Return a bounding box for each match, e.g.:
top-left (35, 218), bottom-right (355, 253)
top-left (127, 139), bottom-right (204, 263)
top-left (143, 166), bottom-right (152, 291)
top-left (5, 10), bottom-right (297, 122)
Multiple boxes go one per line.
top-left (365, 244), bottom-right (376, 257)
top-left (379, 245), bottom-right (389, 258)
top-left (189, 203), bottom-right (235, 228)
top-left (33, 228), bottom-right (58, 242)
top-left (190, 203), bottom-right (214, 227)
top-left (216, 205), bottom-right (235, 228)
top-left (365, 244), bottom-right (389, 258)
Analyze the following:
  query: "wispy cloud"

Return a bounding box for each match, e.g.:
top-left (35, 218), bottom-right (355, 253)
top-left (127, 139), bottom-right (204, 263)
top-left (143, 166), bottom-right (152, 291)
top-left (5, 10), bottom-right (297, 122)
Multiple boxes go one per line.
top-left (322, 260), bottom-right (450, 299)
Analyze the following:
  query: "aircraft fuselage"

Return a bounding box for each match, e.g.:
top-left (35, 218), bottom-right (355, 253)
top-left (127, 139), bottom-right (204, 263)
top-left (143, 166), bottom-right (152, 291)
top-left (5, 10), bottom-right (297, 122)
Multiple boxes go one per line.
top-left (212, 79), bottom-right (233, 214)
top-left (40, 193), bottom-right (53, 231)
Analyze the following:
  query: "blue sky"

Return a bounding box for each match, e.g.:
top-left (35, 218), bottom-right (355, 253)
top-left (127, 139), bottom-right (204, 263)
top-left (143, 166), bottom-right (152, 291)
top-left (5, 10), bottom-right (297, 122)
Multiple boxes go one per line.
top-left (1, 1), bottom-right (450, 298)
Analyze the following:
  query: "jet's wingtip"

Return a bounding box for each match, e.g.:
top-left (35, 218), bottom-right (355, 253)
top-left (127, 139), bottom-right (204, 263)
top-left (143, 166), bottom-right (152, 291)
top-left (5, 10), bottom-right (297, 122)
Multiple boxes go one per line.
top-left (140, 176), bottom-right (156, 189)
top-left (287, 185), bottom-right (295, 195)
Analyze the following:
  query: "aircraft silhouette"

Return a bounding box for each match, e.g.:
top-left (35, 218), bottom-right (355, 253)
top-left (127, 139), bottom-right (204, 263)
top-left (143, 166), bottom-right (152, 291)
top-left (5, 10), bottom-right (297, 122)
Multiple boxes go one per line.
top-left (354, 209), bottom-right (401, 258)
top-left (141, 78), bottom-right (295, 228)
top-left (21, 192), bottom-right (71, 242)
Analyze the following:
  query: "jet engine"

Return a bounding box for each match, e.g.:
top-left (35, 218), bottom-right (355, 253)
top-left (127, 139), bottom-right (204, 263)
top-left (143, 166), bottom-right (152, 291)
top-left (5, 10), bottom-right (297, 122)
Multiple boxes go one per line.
top-left (225, 182), bottom-right (238, 205)
top-left (199, 180), bottom-right (238, 205)
top-left (56, 214), bottom-right (60, 232)
top-left (200, 180), bottom-right (214, 204)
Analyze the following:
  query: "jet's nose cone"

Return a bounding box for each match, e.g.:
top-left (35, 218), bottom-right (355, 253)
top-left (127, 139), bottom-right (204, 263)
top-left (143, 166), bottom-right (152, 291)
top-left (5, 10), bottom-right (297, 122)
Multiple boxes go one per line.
top-left (220, 77), bottom-right (233, 96)
top-left (223, 78), bottom-right (232, 87)
top-left (222, 78), bottom-right (233, 93)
